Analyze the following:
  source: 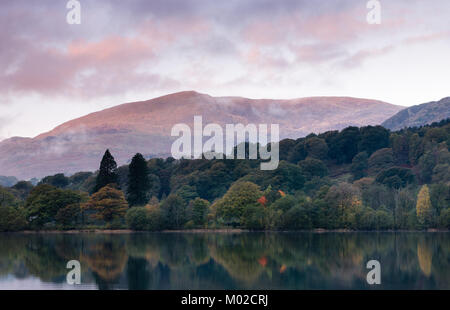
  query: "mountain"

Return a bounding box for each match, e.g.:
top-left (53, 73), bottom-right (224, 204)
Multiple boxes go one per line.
top-left (382, 97), bottom-right (450, 131)
top-left (0, 175), bottom-right (18, 187)
top-left (0, 91), bottom-right (402, 179)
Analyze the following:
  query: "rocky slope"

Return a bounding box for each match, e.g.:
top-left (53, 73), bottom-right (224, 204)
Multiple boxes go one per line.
top-left (382, 97), bottom-right (450, 131)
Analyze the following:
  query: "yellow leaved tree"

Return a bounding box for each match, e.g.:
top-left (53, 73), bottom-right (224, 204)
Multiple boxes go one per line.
top-left (416, 185), bottom-right (433, 228)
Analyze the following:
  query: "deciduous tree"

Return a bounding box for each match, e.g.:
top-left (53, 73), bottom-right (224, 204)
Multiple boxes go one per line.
top-left (416, 185), bottom-right (433, 228)
top-left (84, 185), bottom-right (128, 223)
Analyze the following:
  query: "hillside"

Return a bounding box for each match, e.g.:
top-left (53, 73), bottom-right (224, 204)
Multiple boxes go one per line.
top-left (0, 91), bottom-right (402, 179)
top-left (382, 97), bottom-right (450, 131)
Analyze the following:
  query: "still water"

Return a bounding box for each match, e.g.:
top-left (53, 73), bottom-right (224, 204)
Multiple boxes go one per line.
top-left (0, 232), bottom-right (448, 290)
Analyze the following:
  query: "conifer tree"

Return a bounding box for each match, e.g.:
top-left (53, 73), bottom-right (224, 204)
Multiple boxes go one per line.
top-left (127, 153), bottom-right (150, 206)
top-left (94, 149), bottom-right (118, 192)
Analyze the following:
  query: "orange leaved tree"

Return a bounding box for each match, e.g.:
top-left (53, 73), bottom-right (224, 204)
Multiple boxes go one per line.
top-left (83, 185), bottom-right (128, 224)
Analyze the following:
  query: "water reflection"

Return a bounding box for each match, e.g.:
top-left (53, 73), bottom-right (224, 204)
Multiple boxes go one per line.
top-left (0, 232), bottom-right (448, 289)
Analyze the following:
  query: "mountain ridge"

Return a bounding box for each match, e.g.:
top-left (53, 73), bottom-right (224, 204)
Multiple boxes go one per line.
top-left (0, 91), bottom-right (403, 179)
top-left (382, 97), bottom-right (450, 131)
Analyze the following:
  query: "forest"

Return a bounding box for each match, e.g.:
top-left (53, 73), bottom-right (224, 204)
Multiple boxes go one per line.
top-left (0, 119), bottom-right (449, 232)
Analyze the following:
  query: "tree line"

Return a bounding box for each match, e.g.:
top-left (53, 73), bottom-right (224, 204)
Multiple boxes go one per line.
top-left (0, 119), bottom-right (449, 231)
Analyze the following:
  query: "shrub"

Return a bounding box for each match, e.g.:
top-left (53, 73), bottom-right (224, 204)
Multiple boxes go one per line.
top-left (126, 207), bottom-right (149, 231)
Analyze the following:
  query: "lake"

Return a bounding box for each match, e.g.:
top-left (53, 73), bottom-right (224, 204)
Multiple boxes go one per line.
top-left (0, 232), bottom-right (448, 290)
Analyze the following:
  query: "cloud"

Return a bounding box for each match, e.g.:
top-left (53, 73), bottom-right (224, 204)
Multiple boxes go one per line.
top-left (0, 0), bottom-right (449, 103)
top-left (0, 12), bottom-right (211, 97)
top-left (339, 45), bottom-right (395, 68)
top-left (0, 115), bottom-right (13, 141)
top-left (338, 31), bottom-right (450, 68)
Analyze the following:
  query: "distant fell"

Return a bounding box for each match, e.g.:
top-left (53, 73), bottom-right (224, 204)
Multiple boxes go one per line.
top-left (0, 91), bottom-right (402, 179)
top-left (382, 97), bottom-right (450, 131)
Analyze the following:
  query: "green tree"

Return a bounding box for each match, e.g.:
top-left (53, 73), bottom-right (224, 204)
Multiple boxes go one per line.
top-left (357, 207), bottom-right (376, 230)
top-left (125, 202), bottom-right (163, 231)
top-left (278, 139), bottom-right (296, 161)
top-left (351, 152), bottom-right (368, 180)
top-left (287, 141), bottom-right (307, 163)
top-left (127, 153), bottom-right (151, 206)
top-left (241, 204), bottom-right (266, 230)
top-left (429, 183), bottom-right (450, 217)
top-left (374, 207), bottom-right (394, 230)
top-left (213, 181), bottom-right (262, 227)
top-left (417, 150), bottom-right (436, 183)
top-left (95, 149), bottom-right (118, 192)
top-left (126, 207), bottom-right (150, 231)
top-left (361, 183), bottom-right (395, 210)
top-left (394, 188), bottom-right (415, 229)
top-left (10, 181), bottom-right (34, 200)
top-left (266, 161), bottom-right (305, 192)
top-left (39, 173), bottom-right (69, 188)
top-left (0, 206), bottom-right (27, 232)
top-left (280, 205), bottom-right (312, 230)
top-left (146, 204), bottom-right (163, 231)
top-left (329, 126), bottom-right (360, 163)
top-left (176, 185), bottom-right (199, 204)
top-left (391, 133), bottom-right (410, 165)
top-left (368, 148), bottom-right (394, 175)
top-left (161, 193), bottom-right (187, 229)
top-left (298, 157), bottom-right (328, 179)
top-left (325, 183), bottom-right (362, 228)
top-left (358, 125), bottom-right (390, 155)
top-left (271, 195), bottom-right (297, 213)
top-left (375, 167), bottom-right (415, 189)
top-left (0, 186), bottom-right (17, 207)
top-left (416, 185), bottom-right (433, 228)
top-left (438, 209), bottom-right (450, 229)
top-left (191, 198), bottom-right (210, 227)
top-left (305, 137), bottom-right (329, 160)
top-left (68, 172), bottom-right (93, 190)
top-left (25, 184), bottom-right (85, 228)
top-left (408, 133), bottom-right (424, 165)
top-left (424, 127), bottom-right (447, 143)
top-left (55, 203), bottom-right (82, 228)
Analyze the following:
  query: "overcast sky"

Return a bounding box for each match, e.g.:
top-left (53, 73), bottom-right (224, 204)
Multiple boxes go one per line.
top-left (1, 0), bottom-right (449, 140)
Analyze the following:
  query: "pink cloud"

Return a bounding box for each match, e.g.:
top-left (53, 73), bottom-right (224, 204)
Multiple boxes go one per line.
top-left (1, 0), bottom-right (449, 101)
top-left (0, 15), bottom-right (215, 98)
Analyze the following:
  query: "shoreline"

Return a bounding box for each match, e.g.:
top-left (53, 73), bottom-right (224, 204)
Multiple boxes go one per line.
top-left (3, 228), bottom-right (449, 234)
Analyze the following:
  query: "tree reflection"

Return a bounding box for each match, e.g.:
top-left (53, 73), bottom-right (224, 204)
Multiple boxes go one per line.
top-left (0, 232), bottom-right (448, 289)
top-left (80, 235), bottom-right (128, 283)
top-left (417, 237), bottom-right (433, 277)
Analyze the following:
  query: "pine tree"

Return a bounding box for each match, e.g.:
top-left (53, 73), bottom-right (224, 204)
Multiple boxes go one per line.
top-left (127, 153), bottom-right (150, 206)
top-left (94, 149), bottom-right (118, 192)
top-left (416, 185), bottom-right (433, 228)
